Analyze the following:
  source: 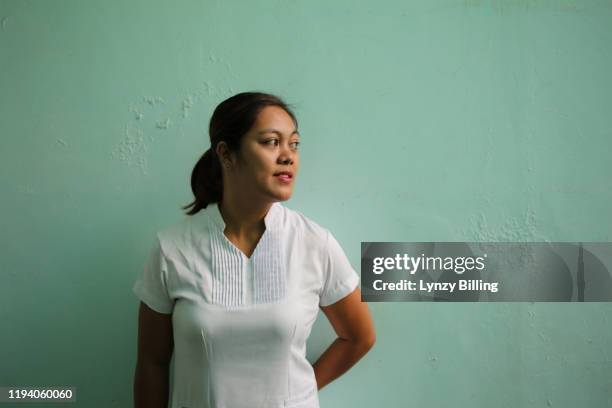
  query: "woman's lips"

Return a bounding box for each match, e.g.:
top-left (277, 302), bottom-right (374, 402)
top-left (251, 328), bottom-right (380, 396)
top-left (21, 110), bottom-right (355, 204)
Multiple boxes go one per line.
top-left (274, 174), bottom-right (292, 183)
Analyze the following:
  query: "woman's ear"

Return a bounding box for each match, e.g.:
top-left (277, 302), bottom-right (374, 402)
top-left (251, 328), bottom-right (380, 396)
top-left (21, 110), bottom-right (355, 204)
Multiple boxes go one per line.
top-left (215, 141), bottom-right (232, 169)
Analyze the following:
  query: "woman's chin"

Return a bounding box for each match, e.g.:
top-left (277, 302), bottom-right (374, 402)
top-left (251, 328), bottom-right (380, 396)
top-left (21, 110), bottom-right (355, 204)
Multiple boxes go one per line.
top-left (270, 189), bottom-right (293, 201)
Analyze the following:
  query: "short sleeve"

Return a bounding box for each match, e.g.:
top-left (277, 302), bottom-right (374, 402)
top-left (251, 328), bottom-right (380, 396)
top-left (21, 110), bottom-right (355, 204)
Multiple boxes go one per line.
top-left (319, 230), bottom-right (360, 307)
top-left (132, 234), bottom-right (174, 314)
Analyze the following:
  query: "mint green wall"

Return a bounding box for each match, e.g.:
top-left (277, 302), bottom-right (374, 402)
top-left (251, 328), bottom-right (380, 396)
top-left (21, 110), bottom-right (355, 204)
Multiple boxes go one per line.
top-left (2, 0), bottom-right (611, 407)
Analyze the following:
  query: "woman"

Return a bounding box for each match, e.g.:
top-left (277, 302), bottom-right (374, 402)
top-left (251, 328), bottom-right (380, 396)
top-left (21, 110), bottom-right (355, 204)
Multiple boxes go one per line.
top-left (133, 91), bottom-right (376, 408)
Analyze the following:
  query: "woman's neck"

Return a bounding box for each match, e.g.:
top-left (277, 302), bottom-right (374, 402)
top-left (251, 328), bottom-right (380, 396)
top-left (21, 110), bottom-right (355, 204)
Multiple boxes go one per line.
top-left (218, 199), bottom-right (271, 238)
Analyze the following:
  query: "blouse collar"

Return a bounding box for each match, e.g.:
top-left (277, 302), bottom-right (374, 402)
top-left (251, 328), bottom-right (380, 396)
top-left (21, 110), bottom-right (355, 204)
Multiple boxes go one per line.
top-left (207, 201), bottom-right (283, 232)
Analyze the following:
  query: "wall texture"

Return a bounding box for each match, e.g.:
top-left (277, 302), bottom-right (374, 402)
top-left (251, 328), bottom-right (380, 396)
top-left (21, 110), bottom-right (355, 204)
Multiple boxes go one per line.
top-left (1, 0), bottom-right (611, 407)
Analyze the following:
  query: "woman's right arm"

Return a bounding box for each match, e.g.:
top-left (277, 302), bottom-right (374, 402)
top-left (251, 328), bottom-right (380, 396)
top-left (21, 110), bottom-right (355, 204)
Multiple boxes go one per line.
top-left (133, 301), bottom-right (174, 408)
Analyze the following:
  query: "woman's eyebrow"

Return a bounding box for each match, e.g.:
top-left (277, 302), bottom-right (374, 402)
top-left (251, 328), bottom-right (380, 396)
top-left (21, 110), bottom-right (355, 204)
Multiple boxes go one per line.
top-left (257, 128), bottom-right (300, 137)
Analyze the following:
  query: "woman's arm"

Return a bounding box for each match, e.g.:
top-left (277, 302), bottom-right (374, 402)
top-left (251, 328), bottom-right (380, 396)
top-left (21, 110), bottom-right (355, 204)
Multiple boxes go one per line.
top-left (314, 287), bottom-right (376, 391)
top-left (133, 302), bottom-right (174, 408)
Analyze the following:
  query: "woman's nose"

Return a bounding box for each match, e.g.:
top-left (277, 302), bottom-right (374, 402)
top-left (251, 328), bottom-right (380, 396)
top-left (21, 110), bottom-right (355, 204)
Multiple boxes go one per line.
top-left (278, 145), bottom-right (295, 164)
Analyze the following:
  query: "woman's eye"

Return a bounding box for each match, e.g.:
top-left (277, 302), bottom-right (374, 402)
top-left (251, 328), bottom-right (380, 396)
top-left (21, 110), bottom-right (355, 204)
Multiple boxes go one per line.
top-left (263, 139), bottom-right (299, 149)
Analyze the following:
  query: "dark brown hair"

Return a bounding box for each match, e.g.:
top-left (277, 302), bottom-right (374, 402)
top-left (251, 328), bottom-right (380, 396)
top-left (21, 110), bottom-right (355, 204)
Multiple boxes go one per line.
top-left (181, 91), bottom-right (298, 216)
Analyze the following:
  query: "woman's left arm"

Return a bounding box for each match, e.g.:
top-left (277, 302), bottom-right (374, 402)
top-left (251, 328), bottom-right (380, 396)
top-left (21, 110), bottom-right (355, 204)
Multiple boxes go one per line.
top-left (313, 287), bottom-right (376, 391)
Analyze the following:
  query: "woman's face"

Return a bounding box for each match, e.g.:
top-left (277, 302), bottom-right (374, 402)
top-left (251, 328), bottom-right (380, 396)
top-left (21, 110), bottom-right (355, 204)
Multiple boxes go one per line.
top-left (223, 105), bottom-right (300, 203)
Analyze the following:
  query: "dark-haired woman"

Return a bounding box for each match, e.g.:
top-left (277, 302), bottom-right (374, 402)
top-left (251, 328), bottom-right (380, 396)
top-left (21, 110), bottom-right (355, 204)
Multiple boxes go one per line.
top-left (133, 92), bottom-right (376, 408)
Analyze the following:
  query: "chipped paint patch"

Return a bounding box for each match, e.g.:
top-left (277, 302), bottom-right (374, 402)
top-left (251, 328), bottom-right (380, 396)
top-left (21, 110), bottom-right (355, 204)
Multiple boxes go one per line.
top-left (111, 124), bottom-right (148, 175)
top-left (156, 118), bottom-right (170, 129)
top-left (129, 103), bottom-right (144, 120)
top-left (143, 96), bottom-right (165, 105)
top-left (466, 205), bottom-right (547, 242)
top-left (182, 95), bottom-right (194, 118)
top-left (18, 185), bottom-right (36, 195)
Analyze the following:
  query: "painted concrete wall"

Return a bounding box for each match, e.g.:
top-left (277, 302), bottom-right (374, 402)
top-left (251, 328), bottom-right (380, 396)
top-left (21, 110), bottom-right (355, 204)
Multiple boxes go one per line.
top-left (1, 0), bottom-right (611, 407)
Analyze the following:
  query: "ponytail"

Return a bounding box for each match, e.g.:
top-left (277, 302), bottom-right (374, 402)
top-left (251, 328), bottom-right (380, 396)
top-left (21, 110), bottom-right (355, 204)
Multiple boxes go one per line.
top-left (181, 147), bottom-right (222, 215)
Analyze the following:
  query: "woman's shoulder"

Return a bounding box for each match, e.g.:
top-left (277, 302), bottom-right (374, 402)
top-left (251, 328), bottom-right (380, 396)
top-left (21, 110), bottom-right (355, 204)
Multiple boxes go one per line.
top-left (280, 203), bottom-right (330, 241)
top-left (155, 210), bottom-right (209, 254)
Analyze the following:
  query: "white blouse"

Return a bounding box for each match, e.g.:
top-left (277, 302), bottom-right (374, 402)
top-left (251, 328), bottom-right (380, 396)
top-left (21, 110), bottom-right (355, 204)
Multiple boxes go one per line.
top-left (133, 201), bottom-right (360, 408)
